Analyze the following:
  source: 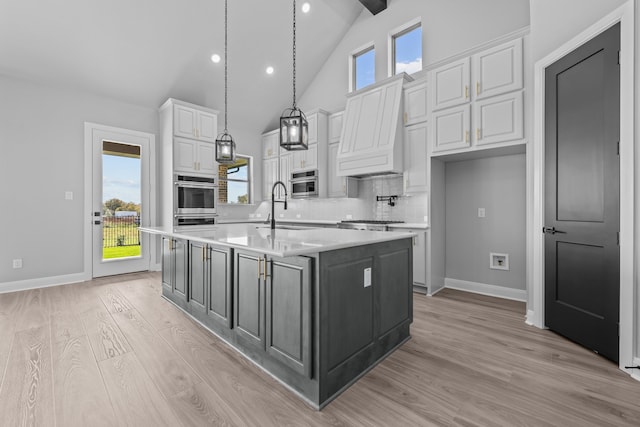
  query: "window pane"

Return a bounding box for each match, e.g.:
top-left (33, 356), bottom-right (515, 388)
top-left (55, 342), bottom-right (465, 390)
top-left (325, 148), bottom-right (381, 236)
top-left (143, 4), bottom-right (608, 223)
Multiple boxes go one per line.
top-left (218, 156), bottom-right (251, 204)
top-left (394, 25), bottom-right (422, 75)
top-left (355, 48), bottom-right (375, 90)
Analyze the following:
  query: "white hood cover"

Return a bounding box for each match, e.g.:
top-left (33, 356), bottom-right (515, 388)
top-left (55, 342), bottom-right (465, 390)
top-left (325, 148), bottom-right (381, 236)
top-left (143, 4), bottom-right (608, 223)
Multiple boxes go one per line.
top-left (337, 74), bottom-right (410, 177)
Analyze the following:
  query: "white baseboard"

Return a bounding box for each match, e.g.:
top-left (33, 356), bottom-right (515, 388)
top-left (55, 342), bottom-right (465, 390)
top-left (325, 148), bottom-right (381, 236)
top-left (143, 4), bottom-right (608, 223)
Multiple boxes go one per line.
top-left (149, 262), bottom-right (161, 272)
top-left (631, 358), bottom-right (640, 382)
top-left (525, 310), bottom-right (536, 326)
top-left (444, 278), bottom-right (527, 302)
top-left (428, 285), bottom-right (445, 297)
top-left (0, 272), bottom-right (88, 294)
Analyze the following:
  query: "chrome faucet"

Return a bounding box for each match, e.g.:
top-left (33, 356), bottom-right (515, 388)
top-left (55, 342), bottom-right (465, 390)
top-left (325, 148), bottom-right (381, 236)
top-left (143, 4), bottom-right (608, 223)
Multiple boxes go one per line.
top-left (270, 181), bottom-right (288, 230)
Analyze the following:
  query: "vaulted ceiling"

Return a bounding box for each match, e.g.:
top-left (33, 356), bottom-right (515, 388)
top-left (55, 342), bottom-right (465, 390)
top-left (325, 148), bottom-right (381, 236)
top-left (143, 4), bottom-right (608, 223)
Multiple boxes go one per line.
top-left (0, 0), bottom-right (363, 134)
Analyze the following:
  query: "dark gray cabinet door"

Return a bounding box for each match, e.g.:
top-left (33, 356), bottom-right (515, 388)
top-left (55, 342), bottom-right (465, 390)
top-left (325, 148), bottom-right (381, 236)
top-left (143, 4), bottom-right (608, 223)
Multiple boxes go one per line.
top-left (188, 241), bottom-right (207, 316)
top-left (234, 249), bottom-right (265, 352)
top-left (266, 256), bottom-right (312, 378)
top-left (161, 237), bottom-right (172, 292)
top-left (173, 239), bottom-right (188, 299)
top-left (207, 246), bottom-right (232, 328)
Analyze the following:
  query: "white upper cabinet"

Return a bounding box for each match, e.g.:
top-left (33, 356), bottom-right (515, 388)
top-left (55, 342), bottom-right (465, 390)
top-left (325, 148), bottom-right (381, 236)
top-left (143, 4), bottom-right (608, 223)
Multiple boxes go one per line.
top-left (263, 156), bottom-right (279, 202)
top-left (472, 38), bottom-right (523, 100)
top-left (403, 81), bottom-right (428, 126)
top-left (328, 111), bottom-right (344, 144)
top-left (473, 91), bottom-right (523, 146)
top-left (262, 129), bottom-right (279, 159)
top-left (429, 37), bottom-right (525, 155)
top-left (307, 113), bottom-right (318, 144)
top-left (174, 137), bottom-right (217, 175)
top-left (404, 122), bottom-right (429, 193)
top-left (278, 152), bottom-right (292, 198)
top-left (431, 58), bottom-right (470, 111)
top-left (174, 104), bottom-right (217, 142)
top-left (292, 144), bottom-right (318, 172)
top-left (431, 104), bottom-right (471, 153)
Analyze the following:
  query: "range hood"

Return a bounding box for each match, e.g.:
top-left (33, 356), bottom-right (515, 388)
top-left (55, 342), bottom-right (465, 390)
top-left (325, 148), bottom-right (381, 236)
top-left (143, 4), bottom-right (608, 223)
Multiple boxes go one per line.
top-left (337, 73), bottom-right (412, 177)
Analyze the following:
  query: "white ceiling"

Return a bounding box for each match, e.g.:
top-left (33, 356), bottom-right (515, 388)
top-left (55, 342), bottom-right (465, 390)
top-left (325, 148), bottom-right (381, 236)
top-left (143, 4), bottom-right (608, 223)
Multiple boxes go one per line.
top-left (0, 0), bottom-right (363, 134)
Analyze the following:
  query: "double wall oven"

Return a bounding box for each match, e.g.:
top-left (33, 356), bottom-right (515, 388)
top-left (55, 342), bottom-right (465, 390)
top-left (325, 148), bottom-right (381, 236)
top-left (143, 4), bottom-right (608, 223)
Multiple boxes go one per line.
top-left (174, 174), bottom-right (218, 228)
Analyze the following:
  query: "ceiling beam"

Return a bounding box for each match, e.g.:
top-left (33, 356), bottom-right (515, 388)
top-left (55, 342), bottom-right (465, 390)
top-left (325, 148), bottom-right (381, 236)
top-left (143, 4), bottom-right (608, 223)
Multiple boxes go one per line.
top-left (358, 0), bottom-right (387, 15)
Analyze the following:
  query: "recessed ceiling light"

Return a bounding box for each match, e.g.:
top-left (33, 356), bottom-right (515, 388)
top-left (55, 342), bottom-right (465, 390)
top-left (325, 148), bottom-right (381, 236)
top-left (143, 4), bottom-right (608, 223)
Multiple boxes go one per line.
top-left (266, 66), bottom-right (274, 75)
top-left (301, 2), bottom-right (311, 13)
top-left (211, 54), bottom-right (221, 63)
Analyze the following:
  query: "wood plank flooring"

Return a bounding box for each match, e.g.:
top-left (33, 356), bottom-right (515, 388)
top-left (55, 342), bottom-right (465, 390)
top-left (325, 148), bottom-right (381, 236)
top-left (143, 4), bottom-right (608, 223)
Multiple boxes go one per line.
top-left (0, 272), bottom-right (639, 426)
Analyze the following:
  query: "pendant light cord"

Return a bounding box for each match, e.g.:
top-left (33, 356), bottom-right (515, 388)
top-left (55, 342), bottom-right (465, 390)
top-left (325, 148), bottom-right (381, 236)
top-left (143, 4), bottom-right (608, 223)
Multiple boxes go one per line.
top-left (224, 0), bottom-right (228, 133)
top-left (292, 0), bottom-right (297, 108)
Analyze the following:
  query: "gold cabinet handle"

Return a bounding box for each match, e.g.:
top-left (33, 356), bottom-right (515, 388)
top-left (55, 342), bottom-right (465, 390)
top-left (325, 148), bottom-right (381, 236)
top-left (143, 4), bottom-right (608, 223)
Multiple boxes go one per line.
top-left (477, 128), bottom-right (481, 140)
top-left (404, 111), bottom-right (408, 124)
top-left (476, 82), bottom-right (480, 96)
top-left (465, 85), bottom-right (469, 99)
top-left (202, 245), bottom-right (206, 262)
top-left (465, 130), bottom-right (469, 143)
top-left (257, 258), bottom-right (262, 279)
top-left (261, 258), bottom-right (268, 280)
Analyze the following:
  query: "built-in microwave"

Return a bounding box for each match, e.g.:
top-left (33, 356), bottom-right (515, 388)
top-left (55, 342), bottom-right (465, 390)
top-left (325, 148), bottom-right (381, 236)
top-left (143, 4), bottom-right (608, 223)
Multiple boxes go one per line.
top-left (174, 174), bottom-right (218, 216)
top-left (290, 170), bottom-right (318, 199)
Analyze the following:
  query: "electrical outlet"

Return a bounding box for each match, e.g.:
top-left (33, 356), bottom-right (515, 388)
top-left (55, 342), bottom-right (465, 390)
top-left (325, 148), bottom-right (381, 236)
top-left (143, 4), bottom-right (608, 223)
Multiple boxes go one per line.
top-left (423, 215), bottom-right (429, 222)
top-left (296, 214), bottom-right (301, 218)
top-left (256, 213), bottom-right (262, 218)
top-left (279, 213), bottom-right (284, 218)
top-left (12, 259), bottom-right (22, 269)
top-left (346, 214), bottom-right (353, 220)
top-left (65, 191), bottom-right (73, 200)
top-left (364, 268), bottom-right (372, 287)
top-left (478, 208), bottom-right (486, 218)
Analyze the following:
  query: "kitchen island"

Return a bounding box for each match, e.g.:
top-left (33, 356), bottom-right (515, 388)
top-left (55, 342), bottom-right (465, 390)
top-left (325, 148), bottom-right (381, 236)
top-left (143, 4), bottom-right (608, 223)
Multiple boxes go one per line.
top-left (140, 223), bottom-right (414, 409)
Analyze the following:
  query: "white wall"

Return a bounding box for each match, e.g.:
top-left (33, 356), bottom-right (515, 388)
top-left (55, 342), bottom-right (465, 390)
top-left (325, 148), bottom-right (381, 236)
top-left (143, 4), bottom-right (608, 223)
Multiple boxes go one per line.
top-left (0, 75), bottom-right (158, 286)
top-left (299, 0), bottom-right (530, 112)
top-left (445, 154), bottom-right (527, 291)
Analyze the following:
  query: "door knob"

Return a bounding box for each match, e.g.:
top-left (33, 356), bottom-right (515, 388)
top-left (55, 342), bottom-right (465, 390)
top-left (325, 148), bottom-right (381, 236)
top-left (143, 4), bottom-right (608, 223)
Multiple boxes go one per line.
top-left (542, 226), bottom-right (565, 235)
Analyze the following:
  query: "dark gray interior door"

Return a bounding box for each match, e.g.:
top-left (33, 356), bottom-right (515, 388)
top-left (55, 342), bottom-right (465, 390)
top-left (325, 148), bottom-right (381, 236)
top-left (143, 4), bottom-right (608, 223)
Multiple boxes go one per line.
top-left (544, 23), bottom-right (620, 362)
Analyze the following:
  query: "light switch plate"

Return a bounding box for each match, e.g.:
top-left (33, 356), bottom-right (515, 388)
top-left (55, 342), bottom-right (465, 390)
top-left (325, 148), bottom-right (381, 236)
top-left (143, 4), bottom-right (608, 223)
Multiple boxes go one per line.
top-left (65, 191), bottom-right (73, 200)
top-left (364, 267), bottom-right (371, 287)
top-left (478, 208), bottom-right (486, 218)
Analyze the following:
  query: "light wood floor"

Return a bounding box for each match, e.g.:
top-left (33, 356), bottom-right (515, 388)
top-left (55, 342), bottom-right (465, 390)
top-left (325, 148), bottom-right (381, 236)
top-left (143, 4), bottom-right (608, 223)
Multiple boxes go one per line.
top-left (1, 272), bottom-right (639, 426)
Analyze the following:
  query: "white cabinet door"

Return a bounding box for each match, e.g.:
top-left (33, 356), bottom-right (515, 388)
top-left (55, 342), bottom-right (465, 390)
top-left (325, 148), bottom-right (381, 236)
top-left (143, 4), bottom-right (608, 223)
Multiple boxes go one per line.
top-left (278, 153), bottom-right (292, 198)
top-left (328, 111), bottom-right (343, 144)
top-left (307, 113), bottom-right (318, 144)
top-left (174, 137), bottom-right (197, 173)
top-left (197, 142), bottom-right (218, 174)
top-left (473, 38), bottom-right (523, 100)
top-left (174, 104), bottom-right (217, 142)
top-left (431, 104), bottom-right (470, 153)
top-left (197, 111), bottom-right (217, 142)
top-left (404, 122), bottom-right (429, 193)
top-left (403, 81), bottom-right (428, 125)
top-left (410, 229), bottom-right (427, 286)
top-left (262, 157), bottom-right (279, 201)
top-left (328, 143), bottom-right (357, 198)
top-left (263, 130), bottom-right (279, 159)
top-left (292, 144), bottom-right (318, 172)
top-left (328, 143), bottom-right (345, 197)
top-left (174, 105), bottom-right (198, 139)
top-left (431, 57), bottom-right (470, 111)
top-left (473, 91), bottom-right (523, 146)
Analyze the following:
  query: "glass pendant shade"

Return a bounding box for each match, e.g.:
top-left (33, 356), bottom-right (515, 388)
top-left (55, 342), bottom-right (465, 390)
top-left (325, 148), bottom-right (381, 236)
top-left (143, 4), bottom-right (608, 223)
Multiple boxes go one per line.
top-left (280, 107), bottom-right (308, 150)
top-left (215, 132), bottom-right (236, 163)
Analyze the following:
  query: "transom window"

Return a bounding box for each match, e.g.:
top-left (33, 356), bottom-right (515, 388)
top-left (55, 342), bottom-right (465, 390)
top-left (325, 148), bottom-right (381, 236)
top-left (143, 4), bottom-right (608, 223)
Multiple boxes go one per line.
top-left (218, 155), bottom-right (252, 204)
top-left (352, 45), bottom-right (375, 91)
top-left (391, 21), bottom-right (422, 75)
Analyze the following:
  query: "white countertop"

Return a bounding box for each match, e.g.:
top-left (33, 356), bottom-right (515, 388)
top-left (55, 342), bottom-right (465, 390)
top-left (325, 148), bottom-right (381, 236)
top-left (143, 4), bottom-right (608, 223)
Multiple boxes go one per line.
top-left (140, 223), bottom-right (415, 257)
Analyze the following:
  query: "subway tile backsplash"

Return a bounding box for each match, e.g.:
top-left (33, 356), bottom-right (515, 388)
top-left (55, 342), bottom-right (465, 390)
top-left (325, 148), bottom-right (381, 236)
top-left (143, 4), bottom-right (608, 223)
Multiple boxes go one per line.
top-left (229, 175), bottom-right (429, 224)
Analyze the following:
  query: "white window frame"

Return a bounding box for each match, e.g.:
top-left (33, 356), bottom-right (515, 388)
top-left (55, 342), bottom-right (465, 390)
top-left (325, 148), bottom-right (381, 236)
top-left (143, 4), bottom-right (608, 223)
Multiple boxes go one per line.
top-left (348, 41), bottom-right (375, 92)
top-left (388, 17), bottom-right (422, 77)
top-left (218, 154), bottom-right (253, 205)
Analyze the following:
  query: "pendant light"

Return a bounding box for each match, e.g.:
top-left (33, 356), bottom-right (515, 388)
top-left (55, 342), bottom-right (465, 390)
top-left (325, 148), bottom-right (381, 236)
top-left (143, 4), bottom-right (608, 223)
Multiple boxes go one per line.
top-left (215, 0), bottom-right (236, 164)
top-left (280, 0), bottom-right (308, 151)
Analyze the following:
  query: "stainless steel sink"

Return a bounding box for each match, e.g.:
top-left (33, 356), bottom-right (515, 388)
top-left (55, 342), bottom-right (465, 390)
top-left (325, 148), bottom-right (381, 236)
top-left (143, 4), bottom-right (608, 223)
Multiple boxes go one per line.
top-left (255, 225), bottom-right (317, 230)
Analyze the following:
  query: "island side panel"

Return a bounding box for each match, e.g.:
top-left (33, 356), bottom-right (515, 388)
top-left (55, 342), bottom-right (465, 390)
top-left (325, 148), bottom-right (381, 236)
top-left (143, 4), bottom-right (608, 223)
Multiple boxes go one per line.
top-left (318, 238), bottom-right (412, 405)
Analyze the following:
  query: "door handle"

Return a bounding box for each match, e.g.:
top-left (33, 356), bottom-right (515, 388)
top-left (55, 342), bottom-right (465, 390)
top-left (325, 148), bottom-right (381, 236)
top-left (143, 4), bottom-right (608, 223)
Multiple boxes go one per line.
top-left (542, 226), bottom-right (566, 235)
